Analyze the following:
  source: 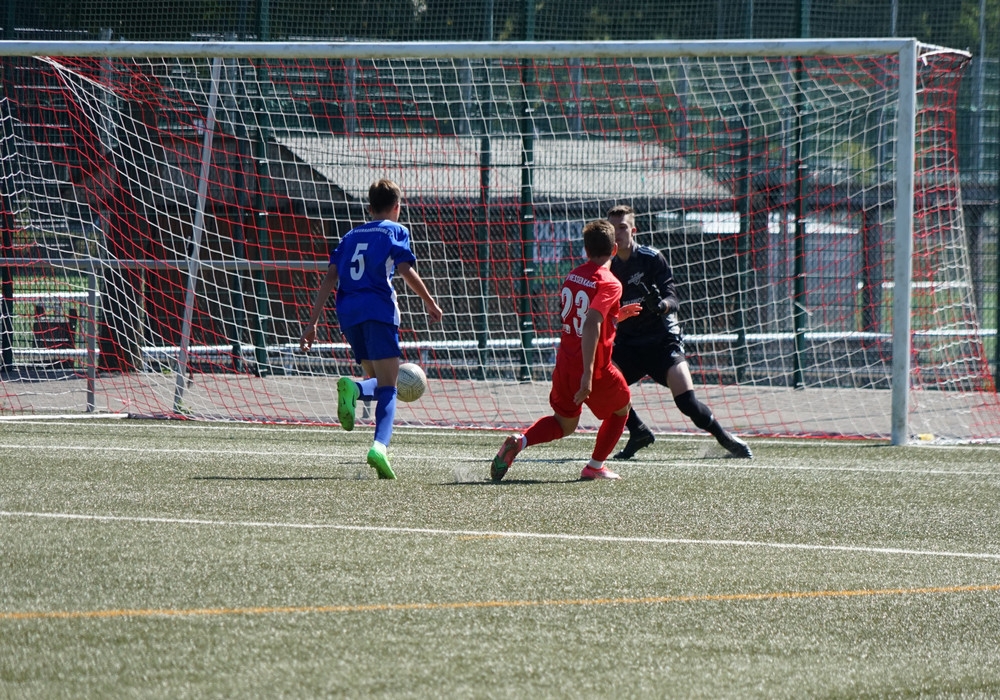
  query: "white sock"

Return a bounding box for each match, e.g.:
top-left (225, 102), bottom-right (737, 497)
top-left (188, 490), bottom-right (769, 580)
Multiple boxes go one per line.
top-left (586, 459), bottom-right (603, 470)
top-left (372, 441), bottom-right (387, 453)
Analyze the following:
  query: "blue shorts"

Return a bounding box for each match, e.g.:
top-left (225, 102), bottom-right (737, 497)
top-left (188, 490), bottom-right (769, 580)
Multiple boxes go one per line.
top-left (341, 321), bottom-right (401, 363)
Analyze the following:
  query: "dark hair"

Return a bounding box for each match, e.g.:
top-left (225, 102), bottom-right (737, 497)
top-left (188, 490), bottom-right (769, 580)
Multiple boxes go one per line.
top-left (368, 179), bottom-right (402, 216)
top-left (582, 219), bottom-right (615, 258)
top-left (606, 204), bottom-right (635, 220)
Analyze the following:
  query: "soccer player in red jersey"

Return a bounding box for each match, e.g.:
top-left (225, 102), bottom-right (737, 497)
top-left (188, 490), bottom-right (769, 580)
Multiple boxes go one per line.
top-left (490, 220), bottom-right (641, 482)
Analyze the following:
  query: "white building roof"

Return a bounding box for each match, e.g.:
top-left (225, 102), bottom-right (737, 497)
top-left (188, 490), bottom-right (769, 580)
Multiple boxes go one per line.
top-left (276, 135), bottom-right (731, 202)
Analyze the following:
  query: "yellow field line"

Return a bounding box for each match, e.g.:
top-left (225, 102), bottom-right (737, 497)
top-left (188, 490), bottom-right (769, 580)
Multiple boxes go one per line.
top-left (3, 584), bottom-right (998, 621)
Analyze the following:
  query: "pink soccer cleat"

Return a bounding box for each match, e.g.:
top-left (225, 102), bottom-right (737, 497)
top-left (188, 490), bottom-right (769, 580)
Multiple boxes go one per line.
top-left (580, 465), bottom-right (621, 481)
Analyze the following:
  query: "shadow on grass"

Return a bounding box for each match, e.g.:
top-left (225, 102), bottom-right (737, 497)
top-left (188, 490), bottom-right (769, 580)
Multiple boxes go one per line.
top-left (444, 455), bottom-right (590, 486)
top-left (443, 477), bottom-right (592, 486)
top-left (192, 475), bottom-right (346, 482)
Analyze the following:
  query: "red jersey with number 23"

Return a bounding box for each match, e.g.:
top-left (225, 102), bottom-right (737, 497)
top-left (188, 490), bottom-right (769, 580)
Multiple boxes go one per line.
top-left (556, 260), bottom-right (623, 380)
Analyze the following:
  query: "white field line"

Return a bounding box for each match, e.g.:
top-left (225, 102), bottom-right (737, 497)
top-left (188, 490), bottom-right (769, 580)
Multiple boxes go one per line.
top-left (0, 413), bottom-right (129, 422)
top-left (2, 510), bottom-right (1000, 562)
top-left (657, 461), bottom-right (1000, 477)
top-left (3, 419), bottom-right (1000, 449)
top-left (0, 442), bottom-right (336, 458)
top-left (21, 421), bottom-right (1000, 453)
top-left (1, 441), bottom-right (998, 477)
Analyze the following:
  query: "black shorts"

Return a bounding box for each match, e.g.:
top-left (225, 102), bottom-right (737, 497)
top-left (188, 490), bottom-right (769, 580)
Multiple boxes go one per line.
top-left (612, 337), bottom-right (687, 387)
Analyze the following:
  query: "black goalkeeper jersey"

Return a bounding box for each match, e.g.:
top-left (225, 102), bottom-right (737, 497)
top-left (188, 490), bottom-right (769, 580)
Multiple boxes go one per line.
top-left (609, 244), bottom-right (682, 346)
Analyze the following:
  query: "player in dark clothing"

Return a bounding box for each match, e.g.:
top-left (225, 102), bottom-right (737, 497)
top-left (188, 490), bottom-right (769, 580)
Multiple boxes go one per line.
top-left (607, 204), bottom-right (752, 460)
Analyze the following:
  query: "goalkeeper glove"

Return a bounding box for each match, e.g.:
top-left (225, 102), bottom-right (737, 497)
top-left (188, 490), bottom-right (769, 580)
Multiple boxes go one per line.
top-left (640, 284), bottom-right (666, 315)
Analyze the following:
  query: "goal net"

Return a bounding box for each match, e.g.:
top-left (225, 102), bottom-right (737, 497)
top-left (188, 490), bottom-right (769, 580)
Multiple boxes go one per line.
top-left (1, 39), bottom-right (997, 442)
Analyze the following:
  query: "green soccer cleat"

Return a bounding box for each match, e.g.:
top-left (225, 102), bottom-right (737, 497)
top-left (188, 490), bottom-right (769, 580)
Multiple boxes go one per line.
top-left (367, 444), bottom-right (396, 480)
top-left (337, 376), bottom-right (359, 431)
top-left (490, 434), bottom-right (522, 482)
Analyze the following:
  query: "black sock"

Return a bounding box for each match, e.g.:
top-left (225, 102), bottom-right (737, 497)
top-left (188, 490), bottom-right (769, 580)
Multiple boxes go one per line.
top-left (674, 389), bottom-right (724, 437)
top-left (625, 409), bottom-right (648, 434)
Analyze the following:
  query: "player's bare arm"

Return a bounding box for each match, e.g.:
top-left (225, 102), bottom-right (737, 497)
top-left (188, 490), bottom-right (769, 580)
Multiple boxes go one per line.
top-left (299, 265), bottom-right (339, 352)
top-left (397, 263), bottom-right (444, 323)
top-left (574, 308), bottom-right (604, 405)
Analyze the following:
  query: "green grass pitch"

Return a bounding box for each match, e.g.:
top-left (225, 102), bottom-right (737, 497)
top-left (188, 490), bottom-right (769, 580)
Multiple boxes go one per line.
top-left (2, 419), bottom-right (999, 697)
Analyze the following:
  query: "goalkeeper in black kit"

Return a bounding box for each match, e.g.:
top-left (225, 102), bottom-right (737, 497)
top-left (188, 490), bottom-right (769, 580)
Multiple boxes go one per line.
top-left (607, 204), bottom-right (752, 460)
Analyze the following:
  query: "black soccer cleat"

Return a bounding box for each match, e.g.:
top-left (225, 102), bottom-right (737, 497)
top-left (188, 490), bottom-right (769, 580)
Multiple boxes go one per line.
top-left (718, 432), bottom-right (753, 459)
top-left (613, 428), bottom-right (655, 460)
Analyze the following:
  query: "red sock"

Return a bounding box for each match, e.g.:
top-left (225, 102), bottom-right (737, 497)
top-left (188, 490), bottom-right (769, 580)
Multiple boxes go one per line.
top-left (523, 415), bottom-right (565, 447)
top-left (592, 412), bottom-right (628, 462)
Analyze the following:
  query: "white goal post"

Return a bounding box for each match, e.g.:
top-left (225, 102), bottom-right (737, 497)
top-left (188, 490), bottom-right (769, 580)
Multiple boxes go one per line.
top-left (0, 38), bottom-right (995, 443)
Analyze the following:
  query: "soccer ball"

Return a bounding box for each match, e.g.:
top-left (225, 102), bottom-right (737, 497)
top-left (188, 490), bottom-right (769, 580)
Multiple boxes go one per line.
top-left (397, 362), bottom-right (427, 403)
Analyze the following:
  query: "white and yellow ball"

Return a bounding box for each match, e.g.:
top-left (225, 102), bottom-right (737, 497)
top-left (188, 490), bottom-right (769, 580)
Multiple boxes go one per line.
top-left (397, 362), bottom-right (427, 403)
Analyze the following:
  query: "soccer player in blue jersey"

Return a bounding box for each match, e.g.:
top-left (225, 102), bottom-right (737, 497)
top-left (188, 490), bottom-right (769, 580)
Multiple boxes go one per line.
top-left (607, 204), bottom-right (751, 460)
top-left (300, 179), bottom-right (443, 479)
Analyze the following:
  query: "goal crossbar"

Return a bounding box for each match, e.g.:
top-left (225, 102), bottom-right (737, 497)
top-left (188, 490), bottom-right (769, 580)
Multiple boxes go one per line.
top-left (0, 38), bottom-right (930, 60)
top-left (0, 38), bottom-right (994, 443)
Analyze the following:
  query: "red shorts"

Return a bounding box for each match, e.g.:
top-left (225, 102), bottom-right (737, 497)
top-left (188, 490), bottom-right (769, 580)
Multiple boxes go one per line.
top-left (549, 362), bottom-right (630, 420)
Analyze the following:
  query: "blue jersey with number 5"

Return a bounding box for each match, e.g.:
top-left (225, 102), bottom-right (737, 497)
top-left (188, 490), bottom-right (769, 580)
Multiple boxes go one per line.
top-left (330, 219), bottom-right (417, 329)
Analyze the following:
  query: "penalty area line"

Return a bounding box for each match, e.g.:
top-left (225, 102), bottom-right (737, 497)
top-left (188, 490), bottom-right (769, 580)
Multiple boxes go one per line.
top-left (3, 510), bottom-right (1000, 561)
top-left (3, 584), bottom-right (999, 621)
